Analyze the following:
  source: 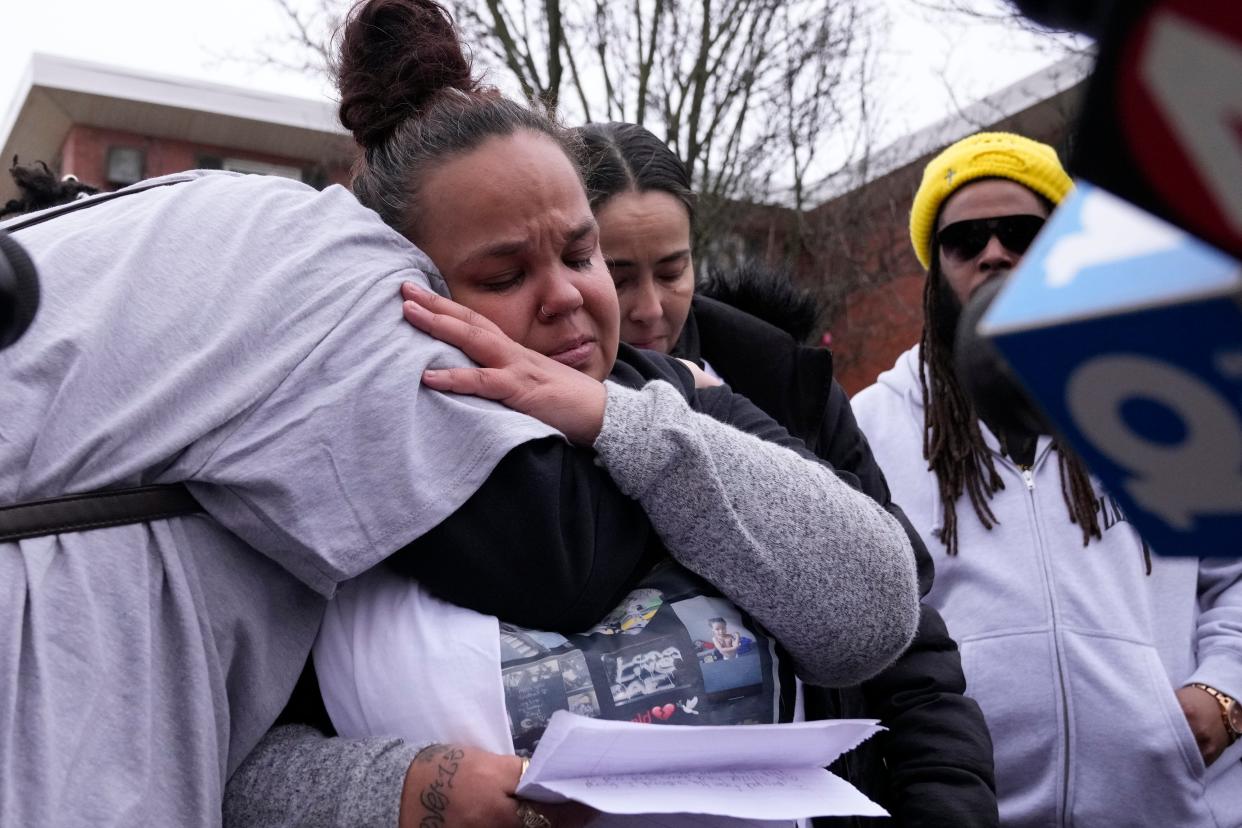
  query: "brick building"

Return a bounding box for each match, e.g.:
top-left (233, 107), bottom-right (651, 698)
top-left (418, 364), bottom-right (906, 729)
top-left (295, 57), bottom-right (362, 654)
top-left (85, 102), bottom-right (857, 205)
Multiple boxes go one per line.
top-left (0, 54), bottom-right (355, 207)
top-left (728, 54), bottom-right (1091, 394)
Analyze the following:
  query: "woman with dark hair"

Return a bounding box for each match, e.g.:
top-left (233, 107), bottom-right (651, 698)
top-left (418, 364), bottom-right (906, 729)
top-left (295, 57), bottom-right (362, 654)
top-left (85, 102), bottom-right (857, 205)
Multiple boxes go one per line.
top-left (224, 2), bottom-right (920, 826)
top-left (576, 121), bottom-right (999, 827)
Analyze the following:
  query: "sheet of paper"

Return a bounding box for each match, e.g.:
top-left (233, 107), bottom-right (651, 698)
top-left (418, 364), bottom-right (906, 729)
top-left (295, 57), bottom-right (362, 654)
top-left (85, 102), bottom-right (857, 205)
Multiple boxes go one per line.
top-left (532, 766), bottom-right (885, 820)
top-left (516, 711), bottom-right (886, 820)
top-left (591, 813), bottom-right (788, 828)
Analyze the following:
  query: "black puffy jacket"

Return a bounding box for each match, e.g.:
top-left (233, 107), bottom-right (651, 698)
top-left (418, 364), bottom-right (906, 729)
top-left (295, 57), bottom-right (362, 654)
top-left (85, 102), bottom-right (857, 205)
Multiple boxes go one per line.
top-left (675, 295), bottom-right (999, 828)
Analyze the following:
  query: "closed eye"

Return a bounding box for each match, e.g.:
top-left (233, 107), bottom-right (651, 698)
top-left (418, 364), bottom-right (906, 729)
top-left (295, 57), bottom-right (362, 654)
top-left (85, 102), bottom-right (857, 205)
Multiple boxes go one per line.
top-left (481, 272), bottom-right (525, 292)
top-left (656, 264), bottom-right (688, 283)
top-left (564, 237), bottom-right (598, 271)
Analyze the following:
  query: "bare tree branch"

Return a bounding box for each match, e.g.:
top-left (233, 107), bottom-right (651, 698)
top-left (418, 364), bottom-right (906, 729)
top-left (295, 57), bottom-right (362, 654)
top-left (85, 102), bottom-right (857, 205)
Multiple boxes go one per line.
top-left (543, 0), bottom-right (563, 106)
top-left (249, 0), bottom-right (884, 271)
top-left (484, 0), bottom-right (545, 100)
top-left (209, 0), bottom-right (340, 79)
top-left (634, 0), bottom-right (665, 125)
top-left (560, 29), bottom-right (594, 120)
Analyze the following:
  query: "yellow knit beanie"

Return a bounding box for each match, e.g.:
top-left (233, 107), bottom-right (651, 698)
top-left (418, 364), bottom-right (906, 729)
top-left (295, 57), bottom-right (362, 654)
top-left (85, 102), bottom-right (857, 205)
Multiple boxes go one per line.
top-left (909, 131), bottom-right (1074, 270)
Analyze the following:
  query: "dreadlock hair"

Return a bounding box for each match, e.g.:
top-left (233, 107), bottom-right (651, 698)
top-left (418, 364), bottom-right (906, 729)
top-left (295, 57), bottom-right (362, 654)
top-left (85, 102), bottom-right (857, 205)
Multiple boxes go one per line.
top-left (1, 158), bottom-right (99, 219)
top-left (919, 236), bottom-right (1102, 555)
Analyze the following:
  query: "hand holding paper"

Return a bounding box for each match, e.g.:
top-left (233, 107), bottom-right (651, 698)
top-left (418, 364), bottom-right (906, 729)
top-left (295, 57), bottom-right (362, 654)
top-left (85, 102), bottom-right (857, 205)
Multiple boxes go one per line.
top-left (515, 711), bottom-right (886, 826)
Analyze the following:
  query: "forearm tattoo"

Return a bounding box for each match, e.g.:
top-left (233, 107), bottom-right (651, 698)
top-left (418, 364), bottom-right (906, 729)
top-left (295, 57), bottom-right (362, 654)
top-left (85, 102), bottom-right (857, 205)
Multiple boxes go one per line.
top-left (413, 744), bottom-right (465, 828)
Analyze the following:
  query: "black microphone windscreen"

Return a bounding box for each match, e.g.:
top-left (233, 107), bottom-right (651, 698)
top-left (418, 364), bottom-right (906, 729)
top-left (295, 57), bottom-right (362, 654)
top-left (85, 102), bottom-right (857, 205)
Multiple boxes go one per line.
top-left (954, 276), bottom-right (1050, 436)
top-left (1008, 0), bottom-right (1116, 38)
top-left (0, 229), bottom-right (40, 350)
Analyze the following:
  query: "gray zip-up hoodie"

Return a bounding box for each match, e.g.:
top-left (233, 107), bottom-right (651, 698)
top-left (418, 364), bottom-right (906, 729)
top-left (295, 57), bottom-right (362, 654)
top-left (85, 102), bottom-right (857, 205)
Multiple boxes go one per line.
top-left (853, 345), bottom-right (1242, 828)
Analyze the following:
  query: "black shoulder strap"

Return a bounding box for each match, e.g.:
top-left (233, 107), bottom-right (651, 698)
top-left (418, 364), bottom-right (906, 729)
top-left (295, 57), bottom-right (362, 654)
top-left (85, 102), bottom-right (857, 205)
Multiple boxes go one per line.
top-left (3, 175), bottom-right (208, 542)
top-left (0, 484), bottom-right (203, 543)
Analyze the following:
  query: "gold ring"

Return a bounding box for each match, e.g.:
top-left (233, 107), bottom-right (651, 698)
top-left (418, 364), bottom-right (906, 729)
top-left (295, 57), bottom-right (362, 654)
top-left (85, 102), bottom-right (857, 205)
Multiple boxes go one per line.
top-left (516, 801), bottom-right (553, 828)
top-left (520, 757), bottom-right (531, 778)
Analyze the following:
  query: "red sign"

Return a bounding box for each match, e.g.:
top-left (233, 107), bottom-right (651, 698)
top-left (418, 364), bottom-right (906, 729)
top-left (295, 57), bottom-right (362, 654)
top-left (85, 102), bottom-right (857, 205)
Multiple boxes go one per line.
top-left (1119, 0), bottom-right (1242, 255)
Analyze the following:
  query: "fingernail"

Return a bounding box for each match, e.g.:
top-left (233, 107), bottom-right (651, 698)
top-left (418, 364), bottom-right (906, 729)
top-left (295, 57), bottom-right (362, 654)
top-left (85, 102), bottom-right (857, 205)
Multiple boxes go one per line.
top-left (402, 281), bottom-right (427, 298)
top-left (403, 300), bottom-right (425, 316)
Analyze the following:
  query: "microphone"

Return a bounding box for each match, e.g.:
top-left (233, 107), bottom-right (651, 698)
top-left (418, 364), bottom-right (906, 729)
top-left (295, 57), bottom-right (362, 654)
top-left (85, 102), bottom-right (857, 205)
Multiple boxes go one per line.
top-left (973, 0), bottom-right (1242, 558)
top-left (978, 183), bottom-right (1242, 558)
top-left (0, 228), bottom-right (40, 350)
top-left (1008, 0), bottom-right (1115, 38)
top-left (953, 276), bottom-right (1050, 438)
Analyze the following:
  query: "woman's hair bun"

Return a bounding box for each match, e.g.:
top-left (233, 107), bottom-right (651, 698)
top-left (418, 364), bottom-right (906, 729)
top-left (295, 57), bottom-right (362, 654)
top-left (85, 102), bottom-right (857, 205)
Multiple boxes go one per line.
top-left (336, 0), bottom-right (477, 152)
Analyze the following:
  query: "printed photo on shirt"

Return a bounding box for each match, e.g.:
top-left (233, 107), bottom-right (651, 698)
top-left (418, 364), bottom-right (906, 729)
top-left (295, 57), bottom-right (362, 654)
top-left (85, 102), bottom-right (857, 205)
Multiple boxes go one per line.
top-left (670, 596), bottom-right (764, 695)
top-left (499, 624), bottom-right (570, 661)
top-left (587, 588), bottom-right (664, 636)
top-left (566, 689), bottom-right (601, 718)
top-left (498, 562), bottom-right (785, 752)
top-left (503, 650), bottom-right (595, 752)
top-left (603, 633), bottom-right (697, 706)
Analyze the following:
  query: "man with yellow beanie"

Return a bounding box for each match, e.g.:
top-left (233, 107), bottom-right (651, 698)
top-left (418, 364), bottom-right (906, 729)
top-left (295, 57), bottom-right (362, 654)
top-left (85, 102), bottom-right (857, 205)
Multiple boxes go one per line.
top-left (852, 132), bottom-right (1242, 827)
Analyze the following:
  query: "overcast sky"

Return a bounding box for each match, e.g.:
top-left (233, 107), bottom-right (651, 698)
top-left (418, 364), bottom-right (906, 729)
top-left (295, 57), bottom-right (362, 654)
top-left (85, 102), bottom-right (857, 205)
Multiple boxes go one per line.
top-left (0, 0), bottom-right (1082, 164)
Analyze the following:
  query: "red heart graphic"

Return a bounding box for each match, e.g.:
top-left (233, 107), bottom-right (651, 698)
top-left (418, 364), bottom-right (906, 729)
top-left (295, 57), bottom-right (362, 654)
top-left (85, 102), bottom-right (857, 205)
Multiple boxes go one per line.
top-left (651, 704), bottom-right (675, 720)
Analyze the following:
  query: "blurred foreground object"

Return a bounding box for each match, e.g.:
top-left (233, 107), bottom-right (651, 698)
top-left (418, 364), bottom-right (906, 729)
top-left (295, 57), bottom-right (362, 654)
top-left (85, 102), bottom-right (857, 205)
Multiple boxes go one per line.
top-left (0, 229), bottom-right (38, 350)
top-left (981, 183), bottom-right (1241, 557)
top-left (968, 0), bottom-right (1242, 556)
top-left (953, 277), bottom-right (1049, 438)
top-left (1068, 0), bottom-right (1242, 259)
top-left (1009, 0), bottom-right (1115, 37)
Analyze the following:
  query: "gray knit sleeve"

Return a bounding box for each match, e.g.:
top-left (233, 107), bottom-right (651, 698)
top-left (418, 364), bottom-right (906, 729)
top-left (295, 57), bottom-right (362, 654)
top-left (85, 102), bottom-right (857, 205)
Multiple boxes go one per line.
top-left (593, 379), bottom-right (919, 687)
top-left (223, 725), bottom-right (421, 828)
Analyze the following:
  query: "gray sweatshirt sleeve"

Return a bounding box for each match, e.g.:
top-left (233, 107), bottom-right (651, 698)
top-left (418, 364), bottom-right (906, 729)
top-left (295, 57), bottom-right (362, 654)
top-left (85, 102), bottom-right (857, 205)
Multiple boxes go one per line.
top-left (223, 724), bottom-right (421, 828)
top-left (593, 379), bottom-right (920, 687)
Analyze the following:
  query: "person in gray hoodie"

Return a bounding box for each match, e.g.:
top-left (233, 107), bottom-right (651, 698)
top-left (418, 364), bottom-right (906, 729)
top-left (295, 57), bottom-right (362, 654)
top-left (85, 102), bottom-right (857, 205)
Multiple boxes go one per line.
top-left (851, 131), bottom-right (1242, 827)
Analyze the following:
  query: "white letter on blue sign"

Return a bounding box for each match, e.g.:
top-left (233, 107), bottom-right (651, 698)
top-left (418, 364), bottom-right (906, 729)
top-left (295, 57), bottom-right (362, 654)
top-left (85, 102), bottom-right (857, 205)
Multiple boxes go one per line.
top-left (1043, 190), bottom-right (1179, 289)
top-left (1065, 354), bottom-right (1242, 531)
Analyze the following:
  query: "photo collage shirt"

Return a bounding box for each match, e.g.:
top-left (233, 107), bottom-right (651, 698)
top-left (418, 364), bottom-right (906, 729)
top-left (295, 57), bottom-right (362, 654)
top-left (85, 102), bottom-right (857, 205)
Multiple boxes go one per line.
top-left (498, 560), bottom-right (794, 756)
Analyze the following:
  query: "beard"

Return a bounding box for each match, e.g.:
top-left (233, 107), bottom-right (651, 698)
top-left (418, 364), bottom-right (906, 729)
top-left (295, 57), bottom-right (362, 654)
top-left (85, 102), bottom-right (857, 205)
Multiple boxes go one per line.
top-left (930, 275), bottom-right (963, 358)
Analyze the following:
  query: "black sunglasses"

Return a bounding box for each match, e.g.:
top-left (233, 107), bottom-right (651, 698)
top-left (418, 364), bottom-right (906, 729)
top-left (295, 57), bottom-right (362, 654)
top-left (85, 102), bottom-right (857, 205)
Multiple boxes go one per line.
top-left (937, 214), bottom-right (1046, 262)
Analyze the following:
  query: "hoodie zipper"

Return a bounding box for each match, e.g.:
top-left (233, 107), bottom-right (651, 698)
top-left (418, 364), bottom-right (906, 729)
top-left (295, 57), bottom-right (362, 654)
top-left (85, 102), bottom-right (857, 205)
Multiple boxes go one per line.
top-left (1019, 458), bottom-right (1073, 826)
